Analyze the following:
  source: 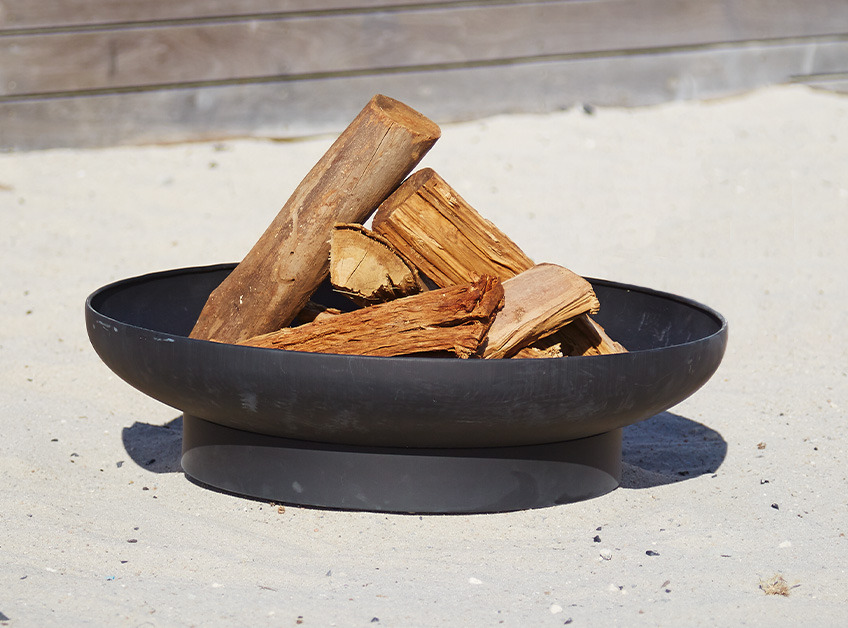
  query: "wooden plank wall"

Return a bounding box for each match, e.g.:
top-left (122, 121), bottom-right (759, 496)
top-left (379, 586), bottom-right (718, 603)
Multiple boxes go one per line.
top-left (2, 0), bottom-right (847, 150)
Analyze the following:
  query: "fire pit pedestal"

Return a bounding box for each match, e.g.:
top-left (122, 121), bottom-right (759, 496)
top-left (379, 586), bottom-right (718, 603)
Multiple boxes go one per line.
top-left (182, 414), bottom-right (621, 513)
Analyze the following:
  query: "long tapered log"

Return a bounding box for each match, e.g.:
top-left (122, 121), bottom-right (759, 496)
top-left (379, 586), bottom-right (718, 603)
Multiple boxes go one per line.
top-left (189, 95), bottom-right (441, 343)
top-left (481, 264), bottom-right (600, 359)
top-left (372, 168), bottom-right (625, 356)
top-left (240, 276), bottom-right (504, 358)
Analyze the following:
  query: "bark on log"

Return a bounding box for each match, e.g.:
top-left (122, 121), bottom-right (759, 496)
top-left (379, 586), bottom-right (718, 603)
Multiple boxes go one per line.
top-left (330, 223), bottom-right (426, 306)
top-left (481, 264), bottom-right (600, 359)
top-left (240, 276), bottom-right (504, 358)
top-left (189, 94), bottom-right (441, 343)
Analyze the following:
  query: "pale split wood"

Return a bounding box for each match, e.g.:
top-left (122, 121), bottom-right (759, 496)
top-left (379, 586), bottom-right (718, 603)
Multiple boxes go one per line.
top-left (513, 343), bottom-right (564, 359)
top-left (481, 264), bottom-right (600, 359)
top-left (239, 276), bottom-right (504, 358)
top-left (188, 94), bottom-right (440, 343)
top-left (330, 223), bottom-right (426, 306)
top-left (556, 314), bottom-right (627, 356)
top-left (372, 168), bottom-right (534, 286)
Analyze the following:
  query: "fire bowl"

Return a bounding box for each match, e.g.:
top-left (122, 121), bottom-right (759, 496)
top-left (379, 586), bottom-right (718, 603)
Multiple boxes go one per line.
top-left (86, 263), bottom-right (727, 513)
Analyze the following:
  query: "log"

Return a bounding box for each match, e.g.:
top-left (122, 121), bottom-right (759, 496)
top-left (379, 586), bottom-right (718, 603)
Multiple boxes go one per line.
top-left (557, 315), bottom-right (627, 356)
top-left (189, 94), bottom-right (441, 343)
top-left (481, 264), bottom-right (600, 359)
top-left (371, 168), bottom-right (534, 286)
top-left (294, 301), bottom-right (343, 325)
top-left (330, 223), bottom-right (426, 306)
top-left (514, 343), bottom-right (564, 359)
top-left (240, 276), bottom-right (504, 358)
top-left (372, 168), bottom-right (625, 356)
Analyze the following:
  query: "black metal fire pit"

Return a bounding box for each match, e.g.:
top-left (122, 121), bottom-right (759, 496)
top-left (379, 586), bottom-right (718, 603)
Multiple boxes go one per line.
top-left (86, 263), bottom-right (727, 513)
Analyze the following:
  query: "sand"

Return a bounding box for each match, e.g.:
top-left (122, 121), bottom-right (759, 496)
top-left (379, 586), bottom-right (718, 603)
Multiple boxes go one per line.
top-left (1, 85), bottom-right (846, 626)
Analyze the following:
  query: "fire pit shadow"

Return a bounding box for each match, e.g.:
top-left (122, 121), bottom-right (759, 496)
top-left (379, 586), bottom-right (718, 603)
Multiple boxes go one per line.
top-left (621, 411), bottom-right (727, 489)
top-left (121, 416), bottom-right (183, 474)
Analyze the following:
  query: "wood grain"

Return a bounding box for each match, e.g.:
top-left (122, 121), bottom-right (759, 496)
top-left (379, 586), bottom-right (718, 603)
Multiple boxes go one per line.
top-left (372, 168), bottom-right (534, 286)
top-left (3, 0), bottom-right (846, 97)
top-left (189, 94), bottom-right (440, 343)
top-left (2, 6), bottom-right (846, 150)
top-left (330, 223), bottom-right (425, 305)
top-left (0, 0), bottom-right (451, 29)
top-left (239, 275), bottom-right (504, 358)
top-left (481, 264), bottom-right (600, 359)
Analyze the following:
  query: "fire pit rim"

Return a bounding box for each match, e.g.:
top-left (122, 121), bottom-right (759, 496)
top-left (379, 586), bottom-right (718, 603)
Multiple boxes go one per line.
top-left (85, 262), bottom-right (727, 360)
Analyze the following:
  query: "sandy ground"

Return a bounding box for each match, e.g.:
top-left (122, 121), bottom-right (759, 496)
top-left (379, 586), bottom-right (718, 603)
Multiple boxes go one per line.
top-left (1, 85), bottom-right (846, 626)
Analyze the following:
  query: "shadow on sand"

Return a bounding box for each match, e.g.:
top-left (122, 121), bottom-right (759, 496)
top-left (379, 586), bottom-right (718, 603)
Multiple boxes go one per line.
top-left (121, 411), bottom-right (727, 492)
top-left (122, 415), bottom-right (184, 474)
top-left (621, 411), bottom-right (727, 489)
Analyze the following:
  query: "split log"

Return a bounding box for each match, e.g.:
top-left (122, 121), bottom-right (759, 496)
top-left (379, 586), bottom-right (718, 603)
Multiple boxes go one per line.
top-left (372, 168), bottom-right (625, 356)
top-left (330, 223), bottom-right (426, 306)
top-left (240, 276), bottom-right (504, 358)
top-left (481, 264), bottom-right (599, 359)
top-left (557, 315), bottom-right (627, 356)
top-left (189, 95), bottom-right (441, 343)
top-left (371, 168), bottom-right (534, 286)
top-left (514, 343), bottom-right (564, 359)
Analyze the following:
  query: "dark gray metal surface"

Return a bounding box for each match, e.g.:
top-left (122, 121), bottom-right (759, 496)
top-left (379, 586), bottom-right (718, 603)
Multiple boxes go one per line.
top-left (85, 263), bottom-right (727, 448)
top-left (181, 414), bottom-right (622, 513)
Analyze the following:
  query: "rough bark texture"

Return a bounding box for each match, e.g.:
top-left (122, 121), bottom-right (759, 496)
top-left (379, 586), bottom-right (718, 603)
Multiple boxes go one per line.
top-left (189, 94), bottom-right (441, 343)
top-left (330, 223), bottom-right (425, 306)
top-left (239, 276), bottom-right (504, 358)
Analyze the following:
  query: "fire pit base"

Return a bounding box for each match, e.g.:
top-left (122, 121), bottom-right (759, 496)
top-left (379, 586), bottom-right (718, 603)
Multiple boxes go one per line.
top-left (181, 415), bottom-right (621, 514)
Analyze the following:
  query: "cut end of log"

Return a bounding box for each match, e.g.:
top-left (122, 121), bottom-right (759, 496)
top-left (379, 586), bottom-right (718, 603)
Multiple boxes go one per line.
top-left (371, 95), bottom-right (442, 152)
top-left (330, 223), bottom-right (425, 306)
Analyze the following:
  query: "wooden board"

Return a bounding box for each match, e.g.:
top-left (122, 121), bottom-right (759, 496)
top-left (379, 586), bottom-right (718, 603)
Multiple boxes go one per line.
top-left (3, 0), bottom-right (847, 98)
top-left (0, 0), bottom-right (451, 30)
top-left (3, 39), bottom-right (847, 151)
top-left (2, 0), bottom-right (846, 150)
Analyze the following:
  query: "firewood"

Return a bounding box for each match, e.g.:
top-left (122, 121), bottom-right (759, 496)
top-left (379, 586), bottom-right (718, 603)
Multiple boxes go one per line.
top-left (514, 343), bottom-right (563, 359)
top-left (239, 276), bottom-right (504, 358)
top-left (330, 223), bottom-right (426, 306)
top-left (372, 168), bottom-right (625, 356)
top-left (371, 168), bottom-right (534, 286)
top-left (481, 264), bottom-right (599, 359)
top-left (189, 94), bottom-right (441, 343)
top-left (294, 301), bottom-right (343, 324)
top-left (557, 315), bottom-right (626, 356)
